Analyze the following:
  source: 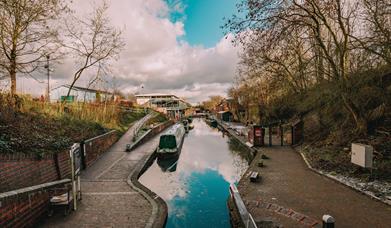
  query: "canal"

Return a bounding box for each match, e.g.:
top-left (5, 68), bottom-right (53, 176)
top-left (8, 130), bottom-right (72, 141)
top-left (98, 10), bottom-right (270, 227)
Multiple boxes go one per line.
top-left (139, 118), bottom-right (252, 228)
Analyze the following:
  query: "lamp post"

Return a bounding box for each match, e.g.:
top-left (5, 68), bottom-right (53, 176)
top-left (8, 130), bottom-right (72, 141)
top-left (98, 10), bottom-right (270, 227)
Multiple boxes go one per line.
top-left (44, 55), bottom-right (50, 102)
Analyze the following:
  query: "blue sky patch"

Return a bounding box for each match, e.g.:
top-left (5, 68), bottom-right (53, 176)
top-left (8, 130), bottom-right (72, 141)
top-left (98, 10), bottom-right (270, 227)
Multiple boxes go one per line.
top-left (167, 0), bottom-right (239, 48)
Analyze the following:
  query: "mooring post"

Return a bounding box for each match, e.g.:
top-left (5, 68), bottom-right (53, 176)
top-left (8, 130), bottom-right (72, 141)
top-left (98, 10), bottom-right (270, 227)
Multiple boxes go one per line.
top-left (322, 215), bottom-right (335, 228)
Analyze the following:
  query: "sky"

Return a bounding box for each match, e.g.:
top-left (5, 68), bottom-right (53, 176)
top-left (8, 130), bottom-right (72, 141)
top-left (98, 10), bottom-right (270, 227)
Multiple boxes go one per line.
top-left (14, 0), bottom-right (241, 104)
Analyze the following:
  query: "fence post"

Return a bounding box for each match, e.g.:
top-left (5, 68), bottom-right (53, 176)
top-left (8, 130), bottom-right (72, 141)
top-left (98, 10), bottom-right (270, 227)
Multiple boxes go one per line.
top-left (80, 141), bottom-right (87, 170)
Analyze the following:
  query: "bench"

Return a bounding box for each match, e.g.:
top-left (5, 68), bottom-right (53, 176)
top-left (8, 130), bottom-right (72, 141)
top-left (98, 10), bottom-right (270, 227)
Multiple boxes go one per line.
top-left (250, 171), bottom-right (260, 183)
top-left (48, 183), bottom-right (73, 216)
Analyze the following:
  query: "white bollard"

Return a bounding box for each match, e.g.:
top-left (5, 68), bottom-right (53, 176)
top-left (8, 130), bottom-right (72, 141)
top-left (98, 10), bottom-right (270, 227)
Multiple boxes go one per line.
top-left (322, 215), bottom-right (335, 228)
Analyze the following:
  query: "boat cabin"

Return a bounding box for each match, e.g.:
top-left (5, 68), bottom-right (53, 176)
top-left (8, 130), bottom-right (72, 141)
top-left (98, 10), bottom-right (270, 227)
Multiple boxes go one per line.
top-left (157, 123), bottom-right (186, 155)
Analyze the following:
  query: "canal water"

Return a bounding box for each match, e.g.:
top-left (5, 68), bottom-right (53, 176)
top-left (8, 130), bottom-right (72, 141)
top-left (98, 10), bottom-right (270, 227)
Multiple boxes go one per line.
top-left (139, 118), bottom-right (252, 228)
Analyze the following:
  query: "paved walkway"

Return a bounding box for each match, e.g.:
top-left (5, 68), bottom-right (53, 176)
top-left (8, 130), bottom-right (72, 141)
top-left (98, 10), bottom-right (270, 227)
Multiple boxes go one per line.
top-left (40, 115), bottom-right (162, 228)
top-left (239, 146), bottom-right (391, 228)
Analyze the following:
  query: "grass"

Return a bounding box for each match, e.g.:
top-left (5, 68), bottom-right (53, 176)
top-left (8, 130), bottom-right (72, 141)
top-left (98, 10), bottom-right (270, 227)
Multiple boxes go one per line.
top-left (0, 94), bottom-right (145, 155)
top-left (133, 111), bottom-right (168, 141)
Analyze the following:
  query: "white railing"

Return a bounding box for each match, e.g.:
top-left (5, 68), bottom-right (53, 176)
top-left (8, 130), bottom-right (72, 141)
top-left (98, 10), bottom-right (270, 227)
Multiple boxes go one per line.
top-left (229, 184), bottom-right (258, 228)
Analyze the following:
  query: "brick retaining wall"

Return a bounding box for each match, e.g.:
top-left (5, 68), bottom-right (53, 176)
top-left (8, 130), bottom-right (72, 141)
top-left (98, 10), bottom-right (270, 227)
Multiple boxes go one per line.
top-left (0, 179), bottom-right (71, 228)
top-left (83, 130), bottom-right (119, 168)
top-left (0, 151), bottom-right (71, 193)
top-left (0, 130), bottom-right (120, 227)
top-left (137, 121), bottom-right (174, 146)
top-left (0, 190), bottom-right (50, 228)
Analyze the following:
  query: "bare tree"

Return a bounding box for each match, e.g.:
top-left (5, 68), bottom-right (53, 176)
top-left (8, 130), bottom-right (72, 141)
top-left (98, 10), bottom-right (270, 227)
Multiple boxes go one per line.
top-left (64, 1), bottom-right (124, 97)
top-left (226, 0), bottom-right (379, 134)
top-left (355, 0), bottom-right (391, 65)
top-left (0, 0), bottom-right (65, 96)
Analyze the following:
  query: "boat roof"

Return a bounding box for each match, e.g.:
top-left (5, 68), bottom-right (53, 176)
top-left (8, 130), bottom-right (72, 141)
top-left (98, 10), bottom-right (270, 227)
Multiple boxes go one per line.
top-left (162, 123), bottom-right (184, 135)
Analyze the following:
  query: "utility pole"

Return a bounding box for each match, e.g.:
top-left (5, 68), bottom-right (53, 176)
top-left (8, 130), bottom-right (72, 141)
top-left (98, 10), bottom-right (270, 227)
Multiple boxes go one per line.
top-left (45, 55), bottom-right (50, 102)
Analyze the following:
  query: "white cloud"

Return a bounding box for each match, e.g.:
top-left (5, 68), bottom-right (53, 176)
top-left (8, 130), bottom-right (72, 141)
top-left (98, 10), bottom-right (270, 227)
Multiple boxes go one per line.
top-left (14, 0), bottom-right (240, 103)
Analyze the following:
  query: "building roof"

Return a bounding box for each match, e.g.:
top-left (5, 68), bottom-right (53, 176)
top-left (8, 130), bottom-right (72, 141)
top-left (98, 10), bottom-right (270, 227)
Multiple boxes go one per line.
top-left (218, 111), bottom-right (232, 114)
top-left (135, 93), bottom-right (179, 98)
top-left (51, 85), bottom-right (113, 95)
top-left (136, 93), bottom-right (191, 107)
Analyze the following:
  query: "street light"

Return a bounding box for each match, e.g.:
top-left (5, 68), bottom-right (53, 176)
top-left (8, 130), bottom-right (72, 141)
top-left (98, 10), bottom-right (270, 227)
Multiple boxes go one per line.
top-left (44, 55), bottom-right (50, 102)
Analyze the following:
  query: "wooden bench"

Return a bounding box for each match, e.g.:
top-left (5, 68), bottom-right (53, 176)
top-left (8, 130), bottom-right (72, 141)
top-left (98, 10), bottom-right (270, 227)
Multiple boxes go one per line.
top-left (48, 183), bottom-right (73, 216)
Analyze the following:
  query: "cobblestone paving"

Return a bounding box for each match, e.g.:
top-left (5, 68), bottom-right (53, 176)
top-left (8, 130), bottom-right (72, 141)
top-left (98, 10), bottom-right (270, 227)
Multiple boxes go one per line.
top-left (40, 116), bottom-right (161, 228)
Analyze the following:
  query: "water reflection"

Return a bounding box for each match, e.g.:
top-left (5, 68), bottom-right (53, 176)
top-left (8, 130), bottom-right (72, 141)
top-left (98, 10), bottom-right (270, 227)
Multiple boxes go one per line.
top-left (139, 119), bottom-right (250, 228)
top-left (157, 155), bottom-right (179, 172)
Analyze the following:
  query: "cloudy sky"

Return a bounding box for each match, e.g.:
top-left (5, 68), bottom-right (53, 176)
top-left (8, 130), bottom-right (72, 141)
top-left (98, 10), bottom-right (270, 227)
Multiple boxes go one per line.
top-left (16, 0), bottom-right (241, 104)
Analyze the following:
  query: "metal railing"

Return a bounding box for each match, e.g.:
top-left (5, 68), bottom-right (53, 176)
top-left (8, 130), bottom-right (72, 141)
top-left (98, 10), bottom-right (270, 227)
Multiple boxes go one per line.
top-left (229, 184), bottom-right (258, 228)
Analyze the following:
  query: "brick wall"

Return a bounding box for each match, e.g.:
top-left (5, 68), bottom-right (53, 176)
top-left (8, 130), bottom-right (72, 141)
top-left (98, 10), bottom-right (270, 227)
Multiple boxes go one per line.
top-left (0, 151), bottom-right (71, 193)
top-left (0, 130), bottom-right (120, 227)
top-left (138, 120), bottom-right (174, 146)
top-left (0, 190), bottom-right (50, 228)
top-left (83, 130), bottom-right (119, 168)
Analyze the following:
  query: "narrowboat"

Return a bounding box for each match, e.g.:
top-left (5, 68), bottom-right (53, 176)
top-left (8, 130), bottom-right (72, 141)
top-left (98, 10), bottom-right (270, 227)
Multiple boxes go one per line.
top-left (157, 123), bottom-right (186, 158)
top-left (205, 118), bottom-right (218, 128)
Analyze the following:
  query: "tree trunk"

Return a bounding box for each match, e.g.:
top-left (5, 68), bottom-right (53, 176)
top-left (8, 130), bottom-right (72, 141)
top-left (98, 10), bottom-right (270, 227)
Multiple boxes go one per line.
top-left (341, 94), bottom-right (368, 136)
top-left (10, 57), bottom-right (17, 96)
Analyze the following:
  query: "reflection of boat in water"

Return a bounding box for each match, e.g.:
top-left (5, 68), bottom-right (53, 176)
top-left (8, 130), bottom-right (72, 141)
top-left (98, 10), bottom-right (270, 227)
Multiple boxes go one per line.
top-left (157, 155), bottom-right (179, 172)
top-left (157, 123), bottom-right (186, 158)
top-left (182, 119), bottom-right (194, 133)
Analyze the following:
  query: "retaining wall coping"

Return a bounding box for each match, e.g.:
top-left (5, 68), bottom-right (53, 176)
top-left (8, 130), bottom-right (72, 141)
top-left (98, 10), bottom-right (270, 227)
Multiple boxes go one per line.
top-left (0, 179), bottom-right (71, 201)
top-left (84, 130), bottom-right (117, 143)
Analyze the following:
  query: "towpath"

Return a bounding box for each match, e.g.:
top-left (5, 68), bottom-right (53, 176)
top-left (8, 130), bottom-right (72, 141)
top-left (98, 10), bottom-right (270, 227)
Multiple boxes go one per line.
top-left (214, 120), bottom-right (391, 227)
top-left (239, 145), bottom-right (391, 228)
top-left (39, 114), bottom-right (162, 228)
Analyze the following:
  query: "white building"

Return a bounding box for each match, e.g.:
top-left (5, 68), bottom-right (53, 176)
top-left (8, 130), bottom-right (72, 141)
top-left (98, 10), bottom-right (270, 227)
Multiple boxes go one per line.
top-left (135, 93), bottom-right (191, 119)
top-left (50, 85), bottom-right (114, 103)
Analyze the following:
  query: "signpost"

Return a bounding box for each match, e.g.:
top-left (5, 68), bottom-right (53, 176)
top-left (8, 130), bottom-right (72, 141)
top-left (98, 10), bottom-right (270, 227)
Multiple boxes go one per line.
top-left (70, 143), bottom-right (82, 210)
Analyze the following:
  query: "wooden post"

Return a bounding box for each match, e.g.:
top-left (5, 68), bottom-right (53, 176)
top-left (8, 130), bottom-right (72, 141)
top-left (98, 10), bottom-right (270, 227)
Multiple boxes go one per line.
top-left (290, 125), bottom-right (294, 145)
top-left (280, 125), bottom-right (283, 146)
top-left (269, 126), bottom-right (272, 146)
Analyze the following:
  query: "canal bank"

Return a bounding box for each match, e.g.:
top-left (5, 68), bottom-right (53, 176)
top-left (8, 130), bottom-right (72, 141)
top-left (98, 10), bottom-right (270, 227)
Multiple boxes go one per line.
top-left (214, 119), bottom-right (391, 227)
top-left (38, 118), bottom-right (171, 228)
top-left (139, 119), bottom-right (253, 228)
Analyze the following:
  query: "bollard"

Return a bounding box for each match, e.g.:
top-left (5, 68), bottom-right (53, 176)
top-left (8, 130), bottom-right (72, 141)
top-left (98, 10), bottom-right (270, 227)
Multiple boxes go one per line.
top-left (322, 215), bottom-right (335, 228)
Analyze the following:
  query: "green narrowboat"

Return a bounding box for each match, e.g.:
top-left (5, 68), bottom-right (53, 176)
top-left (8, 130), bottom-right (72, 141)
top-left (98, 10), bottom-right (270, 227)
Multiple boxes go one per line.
top-left (157, 123), bottom-right (186, 157)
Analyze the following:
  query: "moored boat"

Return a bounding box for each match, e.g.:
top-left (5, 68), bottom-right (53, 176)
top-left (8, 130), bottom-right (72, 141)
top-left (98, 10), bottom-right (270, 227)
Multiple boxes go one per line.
top-left (157, 123), bottom-right (186, 158)
top-left (205, 118), bottom-right (218, 128)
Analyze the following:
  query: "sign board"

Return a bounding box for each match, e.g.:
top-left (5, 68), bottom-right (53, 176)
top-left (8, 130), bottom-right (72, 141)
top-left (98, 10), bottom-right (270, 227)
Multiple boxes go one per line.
top-left (70, 143), bottom-right (82, 175)
top-left (69, 143), bottom-right (82, 211)
top-left (351, 143), bottom-right (373, 168)
top-left (255, 129), bottom-right (262, 137)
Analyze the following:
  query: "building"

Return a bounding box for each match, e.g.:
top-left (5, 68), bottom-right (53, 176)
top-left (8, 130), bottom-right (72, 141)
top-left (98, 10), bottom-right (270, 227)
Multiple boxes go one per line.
top-left (217, 111), bottom-right (233, 122)
top-left (215, 97), bottom-right (234, 112)
top-left (50, 85), bottom-right (115, 103)
top-left (135, 93), bottom-right (191, 119)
